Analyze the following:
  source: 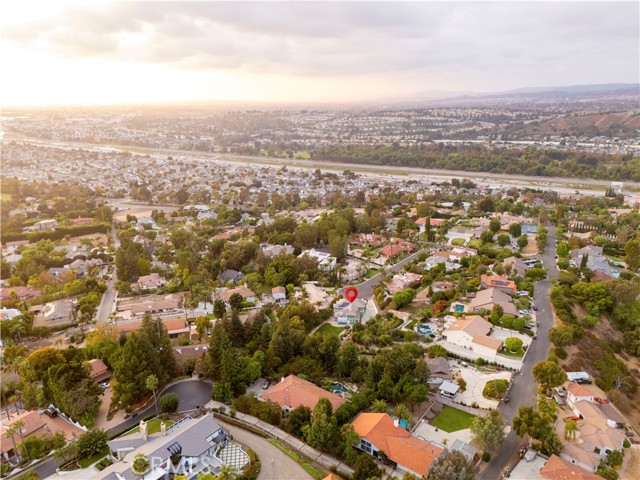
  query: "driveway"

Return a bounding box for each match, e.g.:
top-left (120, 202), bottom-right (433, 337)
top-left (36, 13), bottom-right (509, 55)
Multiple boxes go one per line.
top-left (491, 327), bottom-right (532, 347)
top-left (453, 367), bottom-right (513, 409)
top-left (481, 226), bottom-right (558, 479)
top-left (217, 420), bottom-right (312, 480)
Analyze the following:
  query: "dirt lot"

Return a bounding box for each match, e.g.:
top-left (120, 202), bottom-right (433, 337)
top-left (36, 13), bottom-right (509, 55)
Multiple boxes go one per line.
top-left (521, 235), bottom-right (538, 255)
top-left (67, 233), bottom-right (109, 246)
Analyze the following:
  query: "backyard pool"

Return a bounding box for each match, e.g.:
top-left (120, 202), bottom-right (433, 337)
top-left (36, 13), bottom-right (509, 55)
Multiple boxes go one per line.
top-left (391, 416), bottom-right (410, 429)
top-left (331, 382), bottom-right (349, 394)
top-left (417, 324), bottom-right (436, 336)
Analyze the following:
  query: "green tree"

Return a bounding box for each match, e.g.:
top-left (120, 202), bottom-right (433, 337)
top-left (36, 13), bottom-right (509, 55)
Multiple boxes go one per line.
top-left (393, 288), bottom-right (416, 308)
top-left (428, 450), bottom-right (474, 480)
top-left (229, 293), bottom-right (243, 311)
top-left (146, 374), bottom-right (159, 416)
top-left (470, 409), bottom-right (505, 453)
top-left (504, 337), bottom-right (523, 353)
top-left (509, 223), bottom-right (522, 238)
top-left (353, 454), bottom-right (382, 480)
top-left (393, 404), bottom-right (413, 427)
top-left (302, 398), bottom-right (338, 452)
top-left (371, 399), bottom-right (387, 413)
top-left (517, 234), bottom-right (528, 250)
top-left (624, 239), bottom-right (640, 271)
top-left (76, 429), bottom-right (108, 459)
top-left (533, 360), bottom-right (567, 394)
top-left (337, 342), bottom-right (360, 378)
top-left (497, 233), bottom-right (511, 246)
top-left (564, 420), bottom-right (577, 440)
top-left (213, 300), bottom-right (226, 319)
top-left (489, 218), bottom-right (501, 233)
top-left (158, 392), bottom-right (179, 413)
top-left (340, 423), bottom-right (361, 464)
top-left (284, 405), bottom-right (311, 437)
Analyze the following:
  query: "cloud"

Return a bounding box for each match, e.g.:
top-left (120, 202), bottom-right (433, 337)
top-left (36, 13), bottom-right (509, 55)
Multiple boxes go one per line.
top-left (3, 1), bottom-right (639, 86)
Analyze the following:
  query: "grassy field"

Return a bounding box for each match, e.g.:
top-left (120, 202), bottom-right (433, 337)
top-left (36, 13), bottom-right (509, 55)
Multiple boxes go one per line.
top-left (124, 418), bottom-right (174, 436)
top-left (316, 323), bottom-right (346, 337)
top-left (267, 439), bottom-right (326, 480)
top-left (77, 447), bottom-right (109, 468)
top-left (501, 348), bottom-right (525, 358)
top-left (431, 406), bottom-right (476, 432)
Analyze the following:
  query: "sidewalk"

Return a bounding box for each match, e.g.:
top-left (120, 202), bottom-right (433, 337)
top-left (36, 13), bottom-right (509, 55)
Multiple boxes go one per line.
top-left (208, 400), bottom-right (354, 478)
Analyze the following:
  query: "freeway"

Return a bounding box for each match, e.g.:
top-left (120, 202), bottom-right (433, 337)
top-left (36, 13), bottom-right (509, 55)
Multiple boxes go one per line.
top-left (10, 135), bottom-right (640, 193)
top-left (13, 380), bottom-right (212, 480)
top-left (480, 226), bottom-right (559, 480)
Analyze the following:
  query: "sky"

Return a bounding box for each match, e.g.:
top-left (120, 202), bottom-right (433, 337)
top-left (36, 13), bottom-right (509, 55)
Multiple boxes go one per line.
top-left (2, 1), bottom-right (639, 106)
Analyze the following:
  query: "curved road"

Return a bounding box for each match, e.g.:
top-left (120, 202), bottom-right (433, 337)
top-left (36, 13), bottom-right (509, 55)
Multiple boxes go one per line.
top-left (19, 379), bottom-right (212, 480)
top-left (481, 226), bottom-right (558, 479)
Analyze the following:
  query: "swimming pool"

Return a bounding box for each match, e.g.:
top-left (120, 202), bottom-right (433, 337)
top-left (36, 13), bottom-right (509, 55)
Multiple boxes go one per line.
top-left (331, 382), bottom-right (349, 394)
top-left (417, 324), bottom-right (435, 336)
top-left (391, 416), bottom-right (410, 429)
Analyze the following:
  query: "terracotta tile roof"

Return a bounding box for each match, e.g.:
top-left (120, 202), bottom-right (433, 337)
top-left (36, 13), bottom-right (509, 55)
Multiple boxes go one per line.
top-left (218, 285), bottom-right (256, 302)
top-left (115, 317), bottom-right (188, 334)
top-left (567, 382), bottom-right (594, 398)
top-left (445, 316), bottom-right (491, 336)
top-left (261, 375), bottom-right (346, 412)
top-left (322, 474), bottom-right (342, 480)
top-left (540, 454), bottom-right (601, 480)
top-left (351, 413), bottom-right (442, 476)
top-left (88, 358), bottom-right (111, 382)
top-left (472, 335), bottom-right (503, 350)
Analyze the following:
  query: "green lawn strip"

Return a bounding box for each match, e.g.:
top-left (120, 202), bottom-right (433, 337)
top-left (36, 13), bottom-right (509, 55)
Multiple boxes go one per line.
top-left (500, 348), bottom-right (525, 358)
top-left (365, 268), bottom-right (379, 279)
top-left (123, 418), bottom-right (175, 436)
top-left (316, 323), bottom-right (346, 337)
top-left (431, 406), bottom-right (476, 433)
top-left (77, 446), bottom-right (110, 468)
top-left (267, 439), bottom-right (326, 480)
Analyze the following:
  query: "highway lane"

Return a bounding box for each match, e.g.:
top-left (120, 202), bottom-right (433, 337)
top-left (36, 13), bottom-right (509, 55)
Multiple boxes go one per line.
top-left (13, 380), bottom-right (212, 480)
top-left (480, 226), bottom-right (558, 480)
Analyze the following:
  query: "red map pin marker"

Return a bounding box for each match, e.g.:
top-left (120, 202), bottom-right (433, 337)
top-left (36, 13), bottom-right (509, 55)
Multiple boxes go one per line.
top-left (344, 286), bottom-right (358, 303)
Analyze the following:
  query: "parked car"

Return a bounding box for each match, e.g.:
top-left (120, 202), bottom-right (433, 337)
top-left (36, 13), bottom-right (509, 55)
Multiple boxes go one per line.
top-left (532, 305), bottom-right (538, 311)
top-left (503, 395), bottom-right (510, 403)
top-left (519, 310), bottom-right (531, 315)
top-left (532, 334), bottom-right (538, 339)
top-left (100, 382), bottom-right (109, 388)
top-left (563, 416), bottom-right (580, 422)
top-left (44, 407), bottom-right (58, 418)
top-left (262, 380), bottom-right (271, 390)
top-left (594, 397), bottom-right (608, 404)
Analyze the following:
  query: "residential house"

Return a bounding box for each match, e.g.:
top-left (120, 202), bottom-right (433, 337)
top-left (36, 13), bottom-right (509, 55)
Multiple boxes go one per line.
top-left (342, 260), bottom-right (365, 282)
top-left (260, 243), bottom-right (294, 258)
top-left (348, 233), bottom-right (384, 247)
top-left (481, 274), bottom-right (517, 294)
top-left (101, 415), bottom-right (234, 480)
top-left (116, 294), bottom-right (183, 320)
top-left (24, 219), bottom-right (58, 231)
top-left (0, 308), bottom-right (22, 321)
top-left (387, 273), bottom-right (422, 294)
top-left (557, 400), bottom-right (626, 472)
top-left (218, 269), bottom-right (246, 285)
top-left (423, 256), bottom-right (462, 272)
top-left (216, 286), bottom-right (256, 307)
top-left (380, 239), bottom-right (415, 260)
top-left (299, 249), bottom-right (337, 271)
top-left (32, 299), bottom-right (74, 328)
top-left (334, 297), bottom-right (378, 325)
top-left (566, 383), bottom-right (595, 407)
top-left (466, 288), bottom-right (518, 316)
top-left (426, 357), bottom-right (452, 386)
top-left (442, 315), bottom-right (503, 361)
top-left (445, 227), bottom-right (483, 244)
top-left (0, 286), bottom-right (42, 303)
top-left (570, 246), bottom-right (613, 278)
top-left (539, 454), bottom-right (601, 480)
top-left (351, 412), bottom-right (443, 477)
top-left (1, 410), bottom-right (85, 464)
top-left (415, 217), bottom-right (444, 233)
top-left (260, 375), bottom-right (346, 412)
top-left (271, 286), bottom-right (287, 305)
top-left (115, 317), bottom-right (190, 338)
top-left (431, 281), bottom-right (454, 293)
top-left (131, 273), bottom-right (167, 292)
top-left (504, 256), bottom-right (528, 278)
top-left (88, 359), bottom-right (112, 384)
top-left (302, 283), bottom-right (330, 308)
top-left (439, 380), bottom-right (460, 398)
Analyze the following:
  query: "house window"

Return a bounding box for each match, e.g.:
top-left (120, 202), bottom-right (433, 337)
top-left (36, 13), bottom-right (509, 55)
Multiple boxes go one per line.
top-left (360, 439), bottom-right (372, 454)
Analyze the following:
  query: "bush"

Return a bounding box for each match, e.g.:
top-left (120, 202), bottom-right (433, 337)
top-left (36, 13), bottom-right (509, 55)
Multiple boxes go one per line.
top-left (623, 439), bottom-right (631, 448)
top-left (554, 347), bottom-right (568, 360)
top-left (483, 379), bottom-right (509, 400)
top-left (158, 392), bottom-right (179, 414)
top-left (76, 429), bottom-right (108, 459)
top-left (482, 451), bottom-right (491, 462)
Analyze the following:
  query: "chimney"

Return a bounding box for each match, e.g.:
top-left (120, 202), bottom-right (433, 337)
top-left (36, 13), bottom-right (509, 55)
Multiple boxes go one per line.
top-left (393, 418), bottom-right (399, 428)
top-left (281, 377), bottom-right (285, 383)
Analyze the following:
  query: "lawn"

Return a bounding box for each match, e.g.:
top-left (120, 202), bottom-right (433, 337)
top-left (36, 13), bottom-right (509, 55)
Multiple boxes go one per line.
top-left (77, 446), bottom-right (109, 468)
top-left (501, 348), bottom-right (525, 358)
top-left (124, 418), bottom-right (174, 436)
top-left (316, 323), bottom-right (346, 337)
top-left (268, 439), bottom-right (326, 480)
top-left (365, 268), bottom-right (379, 279)
top-left (431, 406), bottom-right (476, 432)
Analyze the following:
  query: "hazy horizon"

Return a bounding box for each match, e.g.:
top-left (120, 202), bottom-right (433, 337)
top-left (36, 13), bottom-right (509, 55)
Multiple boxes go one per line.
top-left (3, 1), bottom-right (639, 107)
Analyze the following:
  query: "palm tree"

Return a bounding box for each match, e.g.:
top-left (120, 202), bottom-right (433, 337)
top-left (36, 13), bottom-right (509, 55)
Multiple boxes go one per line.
top-left (393, 404), bottom-right (413, 428)
top-left (12, 420), bottom-right (29, 462)
top-left (146, 374), bottom-right (159, 416)
top-left (5, 425), bottom-right (20, 463)
top-left (9, 321), bottom-right (27, 341)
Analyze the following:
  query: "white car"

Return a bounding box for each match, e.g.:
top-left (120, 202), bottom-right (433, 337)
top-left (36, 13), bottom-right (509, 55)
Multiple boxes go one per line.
top-left (519, 310), bottom-right (531, 315)
top-left (517, 290), bottom-right (530, 296)
top-left (100, 382), bottom-right (110, 388)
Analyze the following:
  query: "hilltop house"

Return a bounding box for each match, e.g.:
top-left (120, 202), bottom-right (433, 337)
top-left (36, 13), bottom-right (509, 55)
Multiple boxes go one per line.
top-left (351, 412), bottom-right (443, 477)
top-left (261, 375), bottom-right (346, 412)
top-left (442, 315), bottom-right (503, 361)
top-left (466, 288), bottom-right (518, 316)
top-left (299, 249), bottom-right (337, 271)
top-left (481, 274), bottom-right (517, 294)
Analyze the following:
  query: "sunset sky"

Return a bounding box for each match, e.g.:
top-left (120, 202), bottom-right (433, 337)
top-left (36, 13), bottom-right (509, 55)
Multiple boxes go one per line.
top-left (2, 1), bottom-right (639, 106)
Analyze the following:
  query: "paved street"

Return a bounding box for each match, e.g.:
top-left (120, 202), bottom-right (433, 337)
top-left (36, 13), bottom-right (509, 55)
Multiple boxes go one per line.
top-left (481, 226), bottom-right (558, 480)
top-left (217, 420), bottom-right (312, 480)
top-left (96, 224), bottom-right (120, 323)
top-left (343, 248), bottom-right (430, 299)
